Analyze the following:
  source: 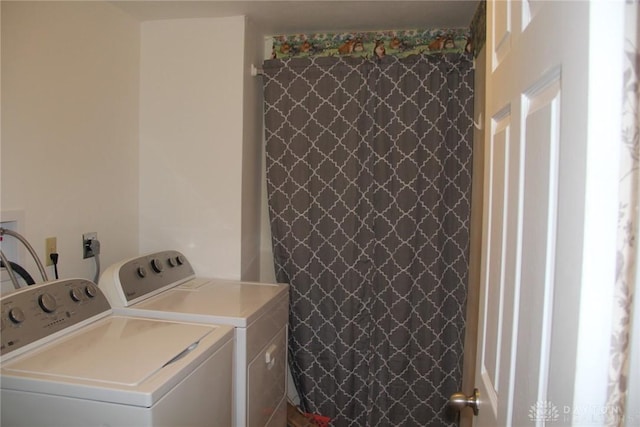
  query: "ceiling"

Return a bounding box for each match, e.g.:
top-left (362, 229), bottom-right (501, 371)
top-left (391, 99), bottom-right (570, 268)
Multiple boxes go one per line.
top-left (111, 1), bottom-right (479, 35)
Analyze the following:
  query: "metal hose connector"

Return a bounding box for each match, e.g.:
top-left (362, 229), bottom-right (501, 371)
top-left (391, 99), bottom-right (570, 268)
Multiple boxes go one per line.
top-left (0, 228), bottom-right (48, 282)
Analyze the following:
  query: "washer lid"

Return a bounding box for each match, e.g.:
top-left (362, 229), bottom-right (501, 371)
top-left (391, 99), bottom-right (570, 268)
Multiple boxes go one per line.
top-left (1, 316), bottom-right (228, 406)
top-left (133, 279), bottom-right (288, 327)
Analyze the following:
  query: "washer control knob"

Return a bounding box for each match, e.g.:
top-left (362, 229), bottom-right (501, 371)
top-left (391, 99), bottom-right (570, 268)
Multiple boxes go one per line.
top-left (38, 293), bottom-right (57, 313)
top-left (176, 255), bottom-right (185, 265)
top-left (70, 288), bottom-right (84, 302)
top-left (168, 257), bottom-right (177, 267)
top-left (150, 258), bottom-right (164, 273)
top-left (137, 266), bottom-right (147, 278)
top-left (85, 284), bottom-right (98, 298)
top-left (8, 307), bottom-right (25, 324)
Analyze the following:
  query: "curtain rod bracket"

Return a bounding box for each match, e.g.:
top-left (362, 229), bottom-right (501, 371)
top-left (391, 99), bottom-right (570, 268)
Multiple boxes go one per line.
top-left (251, 64), bottom-right (263, 77)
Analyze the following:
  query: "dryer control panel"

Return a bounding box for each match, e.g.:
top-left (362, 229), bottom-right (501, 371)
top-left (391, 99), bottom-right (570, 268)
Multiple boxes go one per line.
top-left (1, 279), bottom-right (111, 358)
top-left (99, 250), bottom-right (196, 307)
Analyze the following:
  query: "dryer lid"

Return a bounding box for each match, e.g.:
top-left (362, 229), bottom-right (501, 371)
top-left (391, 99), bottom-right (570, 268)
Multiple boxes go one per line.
top-left (135, 279), bottom-right (288, 327)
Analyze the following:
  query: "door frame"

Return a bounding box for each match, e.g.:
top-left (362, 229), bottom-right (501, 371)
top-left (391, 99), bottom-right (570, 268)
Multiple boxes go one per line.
top-left (459, 43), bottom-right (486, 427)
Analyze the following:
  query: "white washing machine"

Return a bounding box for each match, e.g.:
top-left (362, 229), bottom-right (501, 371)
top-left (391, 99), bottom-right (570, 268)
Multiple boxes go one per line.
top-left (1, 278), bottom-right (234, 427)
top-left (99, 250), bottom-right (289, 427)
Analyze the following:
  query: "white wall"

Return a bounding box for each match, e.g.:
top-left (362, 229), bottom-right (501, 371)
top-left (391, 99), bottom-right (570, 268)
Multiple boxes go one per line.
top-left (2, 5), bottom-right (266, 287)
top-left (241, 18), bottom-right (268, 281)
top-left (1, 2), bottom-right (3, 221)
top-left (258, 38), bottom-right (279, 284)
top-left (139, 16), bottom-right (251, 279)
top-left (259, 143), bottom-right (277, 283)
top-left (1, 1), bottom-right (140, 289)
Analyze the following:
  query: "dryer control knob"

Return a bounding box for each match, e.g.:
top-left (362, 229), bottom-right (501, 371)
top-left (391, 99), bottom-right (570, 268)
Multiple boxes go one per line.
top-left (176, 255), bottom-right (185, 265)
top-left (137, 266), bottom-right (147, 278)
top-left (8, 307), bottom-right (25, 324)
top-left (38, 293), bottom-right (57, 313)
top-left (85, 284), bottom-right (98, 298)
top-left (151, 258), bottom-right (164, 273)
top-left (168, 257), bottom-right (177, 267)
top-left (70, 288), bottom-right (84, 302)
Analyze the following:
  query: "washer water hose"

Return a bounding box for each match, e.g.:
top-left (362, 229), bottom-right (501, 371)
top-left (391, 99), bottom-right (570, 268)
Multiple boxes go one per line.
top-left (0, 227), bottom-right (48, 283)
top-left (0, 249), bottom-right (20, 289)
top-left (83, 238), bottom-right (101, 284)
top-left (0, 257), bottom-right (36, 288)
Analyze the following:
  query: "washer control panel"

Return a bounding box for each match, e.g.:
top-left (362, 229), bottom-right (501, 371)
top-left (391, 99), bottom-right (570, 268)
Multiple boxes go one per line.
top-left (109, 250), bottom-right (195, 305)
top-left (1, 279), bottom-right (111, 357)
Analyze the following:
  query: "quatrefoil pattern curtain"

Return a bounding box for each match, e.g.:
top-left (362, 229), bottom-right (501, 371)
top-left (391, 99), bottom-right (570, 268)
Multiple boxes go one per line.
top-left (263, 53), bottom-right (474, 427)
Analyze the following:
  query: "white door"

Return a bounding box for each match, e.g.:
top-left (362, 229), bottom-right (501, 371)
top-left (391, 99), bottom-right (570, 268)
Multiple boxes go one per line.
top-left (458, 1), bottom-right (625, 425)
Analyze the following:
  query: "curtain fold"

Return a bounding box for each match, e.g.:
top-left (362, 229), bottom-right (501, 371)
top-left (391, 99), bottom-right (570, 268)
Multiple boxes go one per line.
top-left (263, 52), bottom-right (474, 427)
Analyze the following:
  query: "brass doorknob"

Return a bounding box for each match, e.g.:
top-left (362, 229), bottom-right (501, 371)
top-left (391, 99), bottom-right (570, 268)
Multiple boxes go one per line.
top-left (448, 388), bottom-right (479, 415)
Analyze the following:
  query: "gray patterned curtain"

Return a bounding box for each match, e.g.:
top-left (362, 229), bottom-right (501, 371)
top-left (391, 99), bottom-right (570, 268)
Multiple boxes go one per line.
top-left (263, 53), bottom-right (474, 427)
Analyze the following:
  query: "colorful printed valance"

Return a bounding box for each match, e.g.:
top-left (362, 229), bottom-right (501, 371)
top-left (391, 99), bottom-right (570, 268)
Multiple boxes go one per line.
top-left (270, 28), bottom-right (472, 60)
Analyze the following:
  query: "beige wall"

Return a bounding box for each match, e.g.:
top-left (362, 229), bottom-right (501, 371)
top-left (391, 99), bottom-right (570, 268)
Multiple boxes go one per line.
top-left (241, 18), bottom-right (268, 281)
top-left (259, 143), bottom-right (277, 283)
top-left (1, 1), bottom-right (140, 288)
top-left (139, 16), bottom-right (259, 280)
top-left (258, 41), bottom-right (278, 284)
top-left (2, 3), bottom-right (266, 287)
top-left (1, 2), bottom-right (3, 220)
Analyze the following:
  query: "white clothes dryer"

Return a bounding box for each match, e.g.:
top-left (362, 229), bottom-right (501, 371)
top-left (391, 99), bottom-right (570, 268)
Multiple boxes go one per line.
top-left (1, 278), bottom-right (234, 427)
top-left (99, 250), bottom-right (289, 427)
